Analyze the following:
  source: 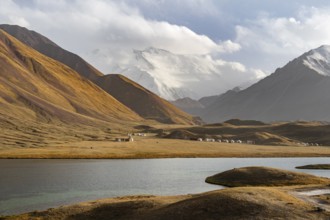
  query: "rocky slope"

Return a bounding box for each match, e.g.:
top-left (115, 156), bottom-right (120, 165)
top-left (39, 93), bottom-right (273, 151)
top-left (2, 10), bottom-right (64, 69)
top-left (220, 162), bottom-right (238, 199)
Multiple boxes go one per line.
top-left (201, 45), bottom-right (330, 123)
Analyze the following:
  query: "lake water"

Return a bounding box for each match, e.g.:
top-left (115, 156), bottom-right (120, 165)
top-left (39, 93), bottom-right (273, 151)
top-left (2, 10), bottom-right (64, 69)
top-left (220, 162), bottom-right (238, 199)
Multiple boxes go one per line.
top-left (1, 158), bottom-right (330, 215)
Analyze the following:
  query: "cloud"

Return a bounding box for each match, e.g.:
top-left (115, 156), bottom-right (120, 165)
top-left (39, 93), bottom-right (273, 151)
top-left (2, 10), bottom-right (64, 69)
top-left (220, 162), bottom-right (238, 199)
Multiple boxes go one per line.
top-left (217, 40), bottom-right (241, 53)
top-left (0, 0), bottom-right (239, 72)
top-left (233, 6), bottom-right (330, 71)
top-left (119, 48), bottom-right (266, 99)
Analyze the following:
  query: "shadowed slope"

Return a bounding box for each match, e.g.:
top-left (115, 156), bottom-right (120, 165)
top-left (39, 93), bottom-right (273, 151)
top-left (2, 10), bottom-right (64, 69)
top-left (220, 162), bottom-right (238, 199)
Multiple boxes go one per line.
top-left (0, 30), bottom-right (141, 125)
top-left (201, 46), bottom-right (330, 123)
top-left (96, 74), bottom-right (201, 124)
top-left (171, 97), bottom-right (205, 116)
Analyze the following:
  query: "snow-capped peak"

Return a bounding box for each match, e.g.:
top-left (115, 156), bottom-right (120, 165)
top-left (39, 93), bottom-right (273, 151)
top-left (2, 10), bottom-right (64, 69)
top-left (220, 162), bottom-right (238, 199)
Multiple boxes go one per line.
top-left (303, 45), bottom-right (330, 76)
top-left (117, 47), bottom-right (265, 100)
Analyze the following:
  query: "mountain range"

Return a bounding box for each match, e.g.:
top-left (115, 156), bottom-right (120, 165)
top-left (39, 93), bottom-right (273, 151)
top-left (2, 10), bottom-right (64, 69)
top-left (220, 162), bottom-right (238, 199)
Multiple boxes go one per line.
top-left (117, 47), bottom-right (258, 100)
top-left (171, 87), bottom-right (241, 116)
top-left (0, 24), bottom-right (196, 125)
top-left (2, 24), bottom-right (330, 128)
top-left (200, 45), bottom-right (330, 123)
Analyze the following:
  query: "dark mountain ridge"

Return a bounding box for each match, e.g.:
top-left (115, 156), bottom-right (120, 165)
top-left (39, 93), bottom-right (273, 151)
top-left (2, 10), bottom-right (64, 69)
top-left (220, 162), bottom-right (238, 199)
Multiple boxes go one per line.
top-left (201, 45), bottom-right (330, 123)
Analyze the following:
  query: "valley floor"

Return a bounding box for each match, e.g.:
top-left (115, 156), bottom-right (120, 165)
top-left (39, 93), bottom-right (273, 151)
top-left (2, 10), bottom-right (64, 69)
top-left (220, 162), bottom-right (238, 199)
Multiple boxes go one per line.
top-left (1, 136), bottom-right (330, 159)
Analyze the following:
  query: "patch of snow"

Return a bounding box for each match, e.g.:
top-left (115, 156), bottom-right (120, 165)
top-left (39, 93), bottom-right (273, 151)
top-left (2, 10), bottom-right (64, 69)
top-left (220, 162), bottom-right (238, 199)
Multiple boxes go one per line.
top-left (303, 45), bottom-right (330, 76)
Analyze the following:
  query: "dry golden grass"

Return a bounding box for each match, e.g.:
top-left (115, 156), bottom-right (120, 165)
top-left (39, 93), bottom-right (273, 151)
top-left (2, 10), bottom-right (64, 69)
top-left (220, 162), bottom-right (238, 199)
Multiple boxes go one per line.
top-left (0, 29), bottom-right (142, 125)
top-left (205, 166), bottom-right (330, 187)
top-left (166, 120), bottom-right (330, 146)
top-left (1, 135), bottom-right (330, 159)
top-left (3, 187), bottom-right (328, 220)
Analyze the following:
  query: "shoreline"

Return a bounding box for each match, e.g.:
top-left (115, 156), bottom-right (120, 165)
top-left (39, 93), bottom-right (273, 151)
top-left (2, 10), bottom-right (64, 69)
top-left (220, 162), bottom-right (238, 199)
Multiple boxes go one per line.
top-left (2, 166), bottom-right (330, 219)
top-left (1, 154), bottom-right (330, 159)
top-left (1, 138), bottom-right (330, 159)
top-left (3, 185), bottom-right (329, 219)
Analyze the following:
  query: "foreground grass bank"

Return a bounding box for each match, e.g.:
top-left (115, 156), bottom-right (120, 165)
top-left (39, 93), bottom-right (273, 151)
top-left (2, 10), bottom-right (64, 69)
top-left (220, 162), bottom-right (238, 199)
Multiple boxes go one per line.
top-left (2, 167), bottom-right (329, 220)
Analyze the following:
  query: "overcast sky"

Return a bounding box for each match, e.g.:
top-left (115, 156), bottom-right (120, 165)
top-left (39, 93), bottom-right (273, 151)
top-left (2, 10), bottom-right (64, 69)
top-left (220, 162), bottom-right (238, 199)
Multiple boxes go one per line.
top-left (2, 0), bottom-right (330, 77)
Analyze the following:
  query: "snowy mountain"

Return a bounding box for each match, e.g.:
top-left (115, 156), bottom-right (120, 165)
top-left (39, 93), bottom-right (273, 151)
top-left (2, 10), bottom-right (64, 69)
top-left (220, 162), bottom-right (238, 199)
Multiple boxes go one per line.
top-left (201, 45), bottom-right (330, 123)
top-left (117, 47), bottom-right (265, 100)
top-left (302, 45), bottom-right (330, 76)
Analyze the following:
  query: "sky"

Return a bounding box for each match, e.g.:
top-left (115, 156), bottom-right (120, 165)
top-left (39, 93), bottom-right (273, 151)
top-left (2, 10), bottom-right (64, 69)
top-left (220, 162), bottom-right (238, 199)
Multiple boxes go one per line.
top-left (2, 0), bottom-right (330, 89)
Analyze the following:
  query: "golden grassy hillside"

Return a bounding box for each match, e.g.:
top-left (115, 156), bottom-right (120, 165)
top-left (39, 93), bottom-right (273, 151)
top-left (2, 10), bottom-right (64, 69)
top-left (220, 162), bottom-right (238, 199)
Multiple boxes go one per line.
top-left (96, 74), bottom-right (201, 125)
top-left (0, 30), bottom-right (142, 125)
top-left (205, 166), bottom-right (330, 187)
top-left (0, 25), bottom-right (199, 125)
top-left (0, 24), bottom-right (104, 82)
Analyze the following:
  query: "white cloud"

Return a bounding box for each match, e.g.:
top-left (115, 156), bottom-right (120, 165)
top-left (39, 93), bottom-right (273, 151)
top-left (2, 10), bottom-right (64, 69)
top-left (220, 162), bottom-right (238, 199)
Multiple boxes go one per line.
top-left (133, 0), bottom-right (220, 17)
top-left (251, 69), bottom-right (267, 80)
top-left (6, 0), bottom-right (318, 98)
top-left (118, 48), bottom-right (265, 100)
top-left (0, 0), bottom-right (237, 72)
top-left (217, 40), bottom-right (241, 53)
top-left (233, 7), bottom-right (330, 71)
top-left (8, 15), bottom-right (30, 27)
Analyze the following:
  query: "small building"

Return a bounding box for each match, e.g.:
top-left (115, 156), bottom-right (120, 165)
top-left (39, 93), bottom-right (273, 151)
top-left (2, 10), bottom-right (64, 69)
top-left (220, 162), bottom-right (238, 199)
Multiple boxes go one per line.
top-left (115, 134), bottom-right (134, 142)
top-left (205, 138), bottom-right (215, 142)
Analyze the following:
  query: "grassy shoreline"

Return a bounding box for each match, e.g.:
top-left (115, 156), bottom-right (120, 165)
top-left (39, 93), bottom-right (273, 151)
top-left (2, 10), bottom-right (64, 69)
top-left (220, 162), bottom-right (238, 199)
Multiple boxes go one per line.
top-left (2, 167), bottom-right (329, 220)
top-left (1, 137), bottom-right (329, 159)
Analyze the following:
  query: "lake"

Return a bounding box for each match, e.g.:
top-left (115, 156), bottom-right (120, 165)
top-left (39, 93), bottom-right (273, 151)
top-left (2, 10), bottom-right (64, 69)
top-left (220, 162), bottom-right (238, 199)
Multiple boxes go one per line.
top-left (1, 158), bottom-right (330, 215)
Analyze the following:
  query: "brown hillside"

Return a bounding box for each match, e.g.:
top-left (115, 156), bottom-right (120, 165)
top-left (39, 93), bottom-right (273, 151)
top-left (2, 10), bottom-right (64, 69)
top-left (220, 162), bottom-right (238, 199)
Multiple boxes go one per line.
top-left (96, 74), bottom-right (200, 124)
top-left (0, 30), bottom-right (141, 125)
top-left (0, 25), bottom-right (198, 125)
top-left (0, 24), bottom-right (103, 81)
